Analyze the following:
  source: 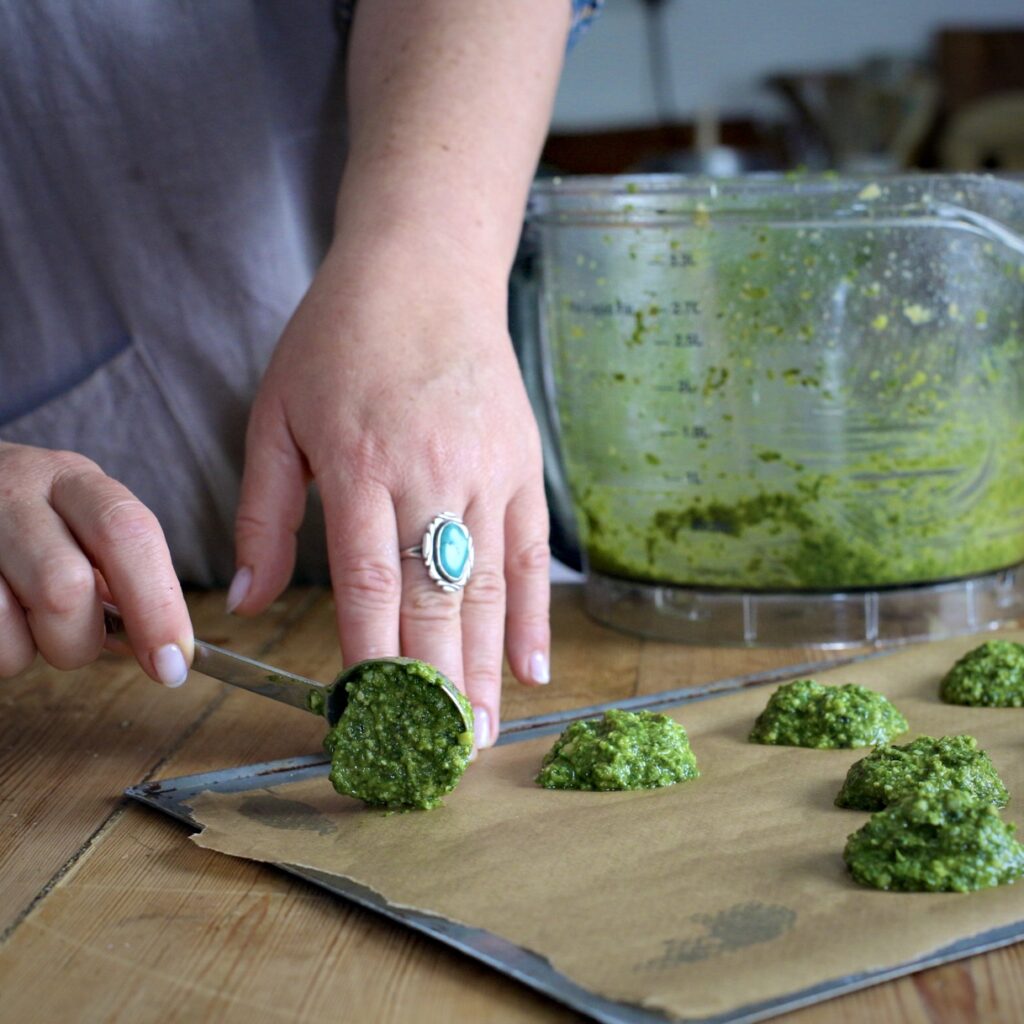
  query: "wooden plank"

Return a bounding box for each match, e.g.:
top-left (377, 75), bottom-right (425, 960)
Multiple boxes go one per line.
top-left (0, 805), bottom-right (576, 1024)
top-left (4, 793), bottom-right (1024, 1024)
top-left (152, 590), bottom-right (338, 780)
top-left (501, 584), bottom-right (643, 723)
top-left (3, 584), bottom-right (1023, 1023)
top-left (0, 586), bottom-right (578, 1023)
top-left (0, 589), bottom-right (311, 936)
top-left (785, 947), bottom-right (1024, 1024)
top-left (635, 639), bottom-right (865, 696)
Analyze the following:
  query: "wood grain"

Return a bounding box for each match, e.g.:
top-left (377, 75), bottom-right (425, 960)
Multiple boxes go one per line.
top-left (0, 806), bottom-right (577, 1024)
top-left (0, 589), bottom-right (310, 936)
top-left (635, 637), bottom-right (862, 696)
top-left (501, 586), bottom-right (643, 723)
top-left (1, 583), bottom-right (1022, 1024)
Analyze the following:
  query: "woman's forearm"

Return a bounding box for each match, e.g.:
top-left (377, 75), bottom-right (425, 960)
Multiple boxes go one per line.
top-left (337, 0), bottom-right (571, 284)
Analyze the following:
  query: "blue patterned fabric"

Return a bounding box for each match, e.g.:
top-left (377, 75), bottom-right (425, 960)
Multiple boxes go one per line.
top-left (569, 0), bottom-right (603, 48)
top-left (333, 1), bottom-right (603, 50)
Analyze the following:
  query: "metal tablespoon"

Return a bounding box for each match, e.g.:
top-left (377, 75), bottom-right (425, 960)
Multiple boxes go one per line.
top-left (102, 603), bottom-right (472, 730)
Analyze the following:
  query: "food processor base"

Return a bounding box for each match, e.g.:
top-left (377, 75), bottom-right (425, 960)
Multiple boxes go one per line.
top-left (584, 566), bottom-right (1024, 648)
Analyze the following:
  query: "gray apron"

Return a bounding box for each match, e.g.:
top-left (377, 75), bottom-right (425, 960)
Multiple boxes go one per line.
top-left (0, 0), bottom-right (348, 583)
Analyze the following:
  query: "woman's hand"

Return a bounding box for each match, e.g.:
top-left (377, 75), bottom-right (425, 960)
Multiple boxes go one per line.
top-left (232, 0), bottom-right (569, 747)
top-left (0, 441), bottom-right (193, 684)
top-left (230, 235), bottom-right (551, 749)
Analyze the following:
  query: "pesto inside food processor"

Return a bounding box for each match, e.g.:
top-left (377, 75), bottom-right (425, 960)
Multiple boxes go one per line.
top-left (539, 178), bottom-right (1024, 590)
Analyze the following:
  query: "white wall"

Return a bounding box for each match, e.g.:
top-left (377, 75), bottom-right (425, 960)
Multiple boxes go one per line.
top-left (554, 0), bottom-right (1024, 130)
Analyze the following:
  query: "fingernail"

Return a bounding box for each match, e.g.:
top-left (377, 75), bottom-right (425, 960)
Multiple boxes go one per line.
top-left (226, 566), bottom-right (252, 614)
top-left (529, 650), bottom-right (550, 685)
top-left (473, 707), bottom-right (492, 749)
top-left (153, 643), bottom-right (188, 688)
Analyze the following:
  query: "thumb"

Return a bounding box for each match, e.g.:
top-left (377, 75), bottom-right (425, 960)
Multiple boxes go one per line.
top-left (231, 396), bottom-right (309, 615)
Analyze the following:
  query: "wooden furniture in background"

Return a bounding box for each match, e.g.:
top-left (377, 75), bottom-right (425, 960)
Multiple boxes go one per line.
top-left (540, 120), bottom-right (788, 176)
top-left (936, 28), bottom-right (1024, 116)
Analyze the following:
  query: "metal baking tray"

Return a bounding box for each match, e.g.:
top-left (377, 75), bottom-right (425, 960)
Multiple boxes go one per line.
top-left (126, 653), bottom-right (1024, 1024)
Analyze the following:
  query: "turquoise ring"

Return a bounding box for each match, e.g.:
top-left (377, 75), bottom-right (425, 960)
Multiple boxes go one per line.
top-left (401, 512), bottom-right (474, 593)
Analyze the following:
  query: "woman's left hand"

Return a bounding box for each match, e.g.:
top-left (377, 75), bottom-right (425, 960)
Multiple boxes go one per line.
top-left (228, 232), bottom-right (551, 751)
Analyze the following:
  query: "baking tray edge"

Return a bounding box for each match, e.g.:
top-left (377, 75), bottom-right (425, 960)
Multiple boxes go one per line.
top-left (125, 651), bottom-right (1024, 1024)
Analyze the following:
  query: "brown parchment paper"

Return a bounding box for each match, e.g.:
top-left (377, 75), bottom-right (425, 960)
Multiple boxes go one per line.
top-left (190, 631), bottom-right (1024, 1021)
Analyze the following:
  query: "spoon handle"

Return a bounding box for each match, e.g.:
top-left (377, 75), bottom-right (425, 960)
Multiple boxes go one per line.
top-left (102, 603), bottom-right (330, 718)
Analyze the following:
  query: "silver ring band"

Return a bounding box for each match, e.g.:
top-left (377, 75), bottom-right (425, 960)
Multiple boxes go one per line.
top-left (400, 512), bottom-right (474, 592)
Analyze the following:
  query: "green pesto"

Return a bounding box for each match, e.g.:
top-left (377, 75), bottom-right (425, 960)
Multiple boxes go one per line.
top-left (306, 689), bottom-right (326, 717)
top-left (323, 660), bottom-right (473, 811)
top-left (576, 431), bottom-right (1024, 589)
top-left (749, 679), bottom-right (907, 748)
top-left (940, 640), bottom-right (1024, 707)
top-left (844, 791), bottom-right (1024, 892)
top-left (835, 735), bottom-right (1009, 811)
top-left (652, 489), bottom-right (814, 539)
top-left (543, 185), bottom-right (1024, 592)
top-left (536, 709), bottom-right (699, 791)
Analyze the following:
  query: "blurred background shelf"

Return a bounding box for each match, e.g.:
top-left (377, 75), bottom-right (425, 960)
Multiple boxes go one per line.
top-left (543, 2), bottom-right (1024, 176)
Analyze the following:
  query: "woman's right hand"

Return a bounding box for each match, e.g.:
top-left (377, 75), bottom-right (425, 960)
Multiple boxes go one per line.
top-left (0, 441), bottom-right (193, 685)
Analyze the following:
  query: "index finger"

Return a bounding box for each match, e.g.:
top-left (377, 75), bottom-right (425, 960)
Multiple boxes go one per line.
top-left (51, 464), bottom-right (193, 687)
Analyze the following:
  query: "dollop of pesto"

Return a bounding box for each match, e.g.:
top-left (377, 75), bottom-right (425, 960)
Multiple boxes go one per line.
top-left (749, 679), bottom-right (907, 748)
top-left (323, 660), bottom-right (473, 811)
top-left (536, 708), bottom-right (699, 791)
top-left (836, 735), bottom-right (1009, 811)
top-left (844, 791), bottom-right (1024, 892)
top-left (940, 639), bottom-right (1024, 707)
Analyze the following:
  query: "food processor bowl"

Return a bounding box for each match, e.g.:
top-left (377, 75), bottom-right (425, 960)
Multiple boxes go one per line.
top-left (520, 173), bottom-right (1024, 646)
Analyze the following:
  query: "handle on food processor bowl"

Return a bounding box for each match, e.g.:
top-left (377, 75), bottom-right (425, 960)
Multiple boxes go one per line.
top-left (508, 216), bottom-right (583, 572)
top-left (932, 174), bottom-right (1024, 255)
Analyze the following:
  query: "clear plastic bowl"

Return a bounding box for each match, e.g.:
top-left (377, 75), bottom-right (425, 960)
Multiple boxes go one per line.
top-left (524, 174), bottom-right (1024, 645)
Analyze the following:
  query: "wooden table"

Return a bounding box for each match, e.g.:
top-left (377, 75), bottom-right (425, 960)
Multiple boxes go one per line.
top-left (2, 585), bottom-right (1023, 1023)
